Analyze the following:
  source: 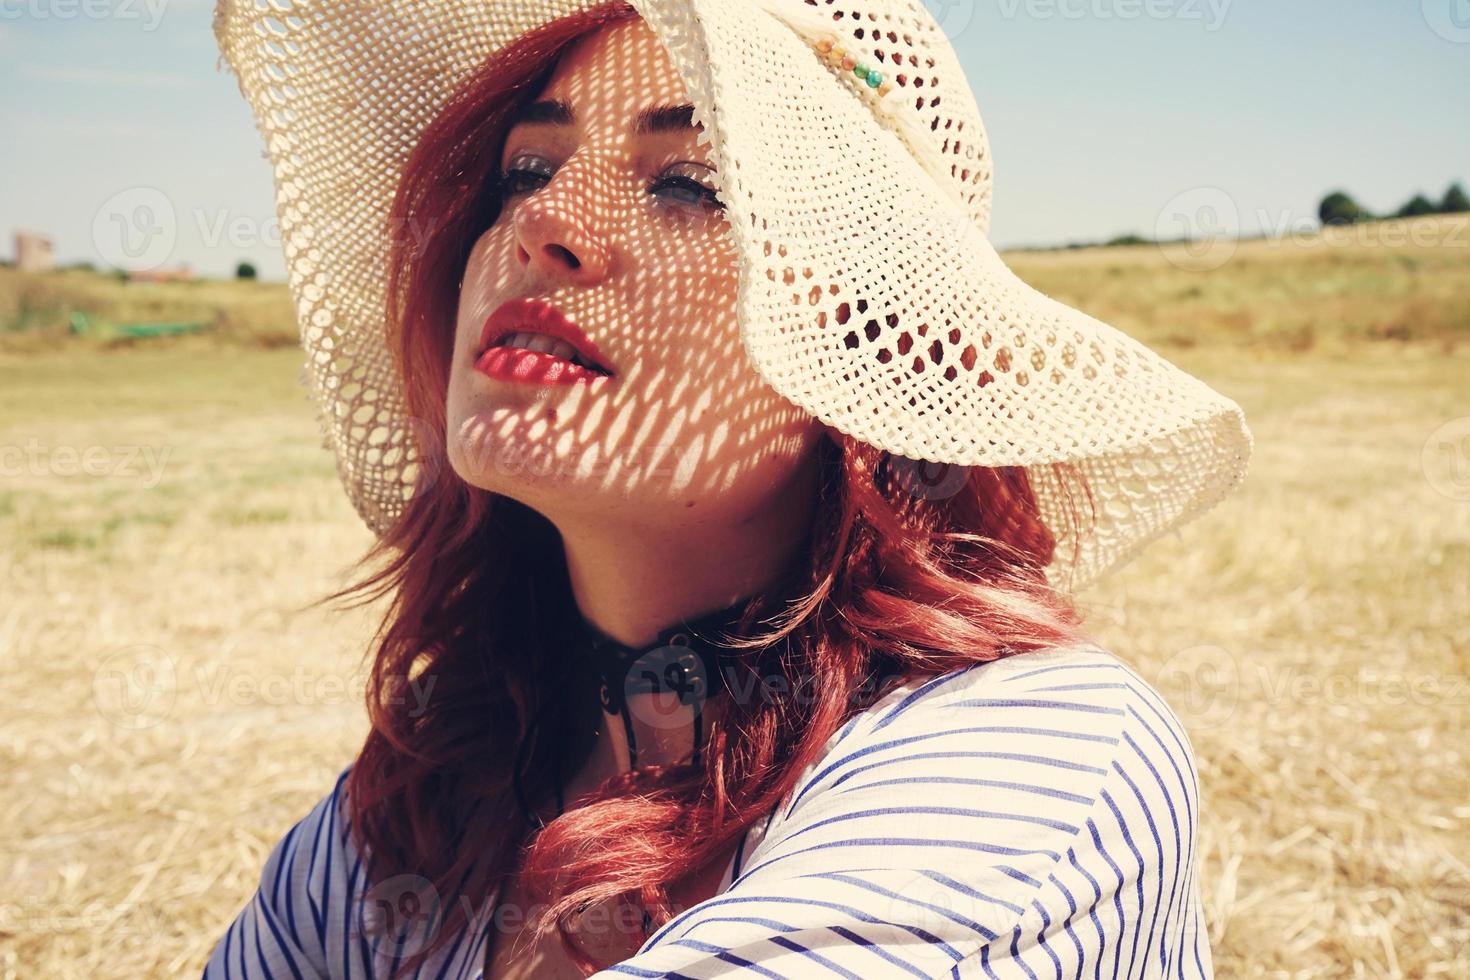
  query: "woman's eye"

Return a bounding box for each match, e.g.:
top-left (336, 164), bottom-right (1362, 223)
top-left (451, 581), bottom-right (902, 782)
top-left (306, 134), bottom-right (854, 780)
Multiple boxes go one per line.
top-left (650, 173), bottom-right (723, 211)
top-left (501, 170), bottom-right (540, 194)
top-left (493, 155), bottom-right (721, 213)
top-left (497, 160), bottom-right (553, 197)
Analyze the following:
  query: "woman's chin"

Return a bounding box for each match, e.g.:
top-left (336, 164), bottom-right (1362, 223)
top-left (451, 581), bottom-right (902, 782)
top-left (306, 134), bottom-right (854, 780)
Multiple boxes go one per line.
top-left (446, 421), bottom-right (607, 499)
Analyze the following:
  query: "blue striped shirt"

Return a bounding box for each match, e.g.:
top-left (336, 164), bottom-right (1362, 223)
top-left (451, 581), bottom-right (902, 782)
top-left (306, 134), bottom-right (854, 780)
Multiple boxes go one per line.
top-left (203, 642), bottom-right (1213, 977)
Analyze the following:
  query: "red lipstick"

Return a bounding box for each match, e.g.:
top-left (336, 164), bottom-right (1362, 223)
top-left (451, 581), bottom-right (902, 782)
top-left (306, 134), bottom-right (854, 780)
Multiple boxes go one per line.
top-left (474, 298), bottom-right (615, 387)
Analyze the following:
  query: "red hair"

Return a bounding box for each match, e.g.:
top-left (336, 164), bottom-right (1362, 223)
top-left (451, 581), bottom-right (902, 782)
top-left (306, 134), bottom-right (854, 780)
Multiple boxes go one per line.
top-left (314, 2), bottom-right (1098, 974)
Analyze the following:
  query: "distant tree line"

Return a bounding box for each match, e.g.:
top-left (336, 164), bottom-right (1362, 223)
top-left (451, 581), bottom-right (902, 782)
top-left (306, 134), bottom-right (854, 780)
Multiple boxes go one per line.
top-left (2, 258), bottom-right (267, 280)
top-left (1086, 179), bottom-right (1469, 249)
top-left (1319, 181), bottom-right (1469, 226)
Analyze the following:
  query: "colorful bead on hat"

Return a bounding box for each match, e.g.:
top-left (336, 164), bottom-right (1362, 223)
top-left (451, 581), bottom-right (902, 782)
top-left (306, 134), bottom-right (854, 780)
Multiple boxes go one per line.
top-left (815, 33), bottom-right (896, 96)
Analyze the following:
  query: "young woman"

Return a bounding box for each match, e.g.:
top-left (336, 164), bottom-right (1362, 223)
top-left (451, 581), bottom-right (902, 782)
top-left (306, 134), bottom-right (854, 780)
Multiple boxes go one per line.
top-left (207, 1), bottom-right (1252, 977)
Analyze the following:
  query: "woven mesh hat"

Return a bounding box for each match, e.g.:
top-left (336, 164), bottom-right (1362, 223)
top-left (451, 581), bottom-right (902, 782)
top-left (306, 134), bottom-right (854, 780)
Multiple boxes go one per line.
top-left (213, 0), bottom-right (1252, 593)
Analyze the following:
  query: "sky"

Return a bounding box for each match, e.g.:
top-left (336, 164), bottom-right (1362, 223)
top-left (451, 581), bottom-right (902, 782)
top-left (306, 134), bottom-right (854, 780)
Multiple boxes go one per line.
top-left (1, 0), bottom-right (1467, 282)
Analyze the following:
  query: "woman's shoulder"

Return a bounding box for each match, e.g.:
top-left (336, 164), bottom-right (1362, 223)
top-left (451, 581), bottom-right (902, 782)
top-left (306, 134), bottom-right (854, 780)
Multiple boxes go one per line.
top-left (266, 764), bottom-right (360, 877)
top-left (858, 639), bottom-right (1198, 763)
top-left (831, 640), bottom-right (1194, 752)
top-left (751, 639), bottom-right (1203, 876)
top-left (882, 638), bottom-right (1174, 705)
top-left (241, 763), bottom-right (360, 899)
top-left (203, 764), bottom-right (371, 978)
top-left (645, 642), bottom-right (1212, 977)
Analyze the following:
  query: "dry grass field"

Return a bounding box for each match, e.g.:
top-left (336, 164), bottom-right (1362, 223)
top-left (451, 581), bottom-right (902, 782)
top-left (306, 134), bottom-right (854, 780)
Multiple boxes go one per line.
top-left (2, 214), bottom-right (1466, 977)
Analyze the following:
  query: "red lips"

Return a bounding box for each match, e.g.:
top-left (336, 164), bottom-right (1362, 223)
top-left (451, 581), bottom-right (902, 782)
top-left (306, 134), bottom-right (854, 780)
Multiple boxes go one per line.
top-left (476, 298), bottom-right (615, 375)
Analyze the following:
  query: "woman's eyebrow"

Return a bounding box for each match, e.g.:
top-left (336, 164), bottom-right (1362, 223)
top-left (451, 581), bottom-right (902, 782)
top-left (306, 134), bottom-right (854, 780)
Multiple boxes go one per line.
top-left (634, 102), bottom-right (698, 135)
top-left (507, 98), bottom-right (699, 136)
top-left (509, 98), bottom-right (574, 128)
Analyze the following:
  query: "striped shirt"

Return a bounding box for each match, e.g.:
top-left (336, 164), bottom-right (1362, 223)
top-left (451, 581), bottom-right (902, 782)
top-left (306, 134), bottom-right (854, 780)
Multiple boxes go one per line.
top-left (203, 642), bottom-right (1214, 978)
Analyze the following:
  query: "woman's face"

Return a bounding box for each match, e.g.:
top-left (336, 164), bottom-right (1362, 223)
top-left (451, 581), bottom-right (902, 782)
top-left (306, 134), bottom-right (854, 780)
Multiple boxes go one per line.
top-left (445, 16), bottom-right (824, 533)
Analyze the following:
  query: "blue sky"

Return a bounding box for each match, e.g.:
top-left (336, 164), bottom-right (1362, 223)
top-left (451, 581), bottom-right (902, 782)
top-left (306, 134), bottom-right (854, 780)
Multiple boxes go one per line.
top-left (1, 0), bottom-right (1466, 281)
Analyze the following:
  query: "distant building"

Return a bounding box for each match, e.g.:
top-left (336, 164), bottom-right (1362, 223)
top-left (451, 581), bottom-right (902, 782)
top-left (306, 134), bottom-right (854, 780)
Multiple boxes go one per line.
top-left (127, 263), bottom-right (195, 284)
top-left (15, 230), bottom-right (56, 272)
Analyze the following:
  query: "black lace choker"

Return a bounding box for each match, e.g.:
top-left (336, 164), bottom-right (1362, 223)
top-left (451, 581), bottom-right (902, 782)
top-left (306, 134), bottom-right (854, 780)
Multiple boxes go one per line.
top-left (513, 598), bottom-right (761, 830)
top-left (585, 599), bottom-right (759, 768)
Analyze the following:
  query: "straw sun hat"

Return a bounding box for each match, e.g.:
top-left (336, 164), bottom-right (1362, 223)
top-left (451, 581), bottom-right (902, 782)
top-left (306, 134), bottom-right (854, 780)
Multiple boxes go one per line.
top-left (212, 0), bottom-right (1252, 593)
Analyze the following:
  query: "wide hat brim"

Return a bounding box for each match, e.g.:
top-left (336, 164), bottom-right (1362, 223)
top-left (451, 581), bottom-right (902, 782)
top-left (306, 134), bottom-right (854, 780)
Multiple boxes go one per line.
top-left (213, 0), bottom-right (1252, 593)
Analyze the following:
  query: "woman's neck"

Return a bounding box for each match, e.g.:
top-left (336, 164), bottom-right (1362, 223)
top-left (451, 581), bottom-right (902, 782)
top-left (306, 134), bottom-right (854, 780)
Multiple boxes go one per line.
top-left (549, 449), bottom-right (822, 648)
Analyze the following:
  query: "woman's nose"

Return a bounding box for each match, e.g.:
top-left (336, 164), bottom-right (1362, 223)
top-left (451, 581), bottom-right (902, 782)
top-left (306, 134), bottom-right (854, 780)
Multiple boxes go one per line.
top-left (510, 175), bottom-right (612, 285)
